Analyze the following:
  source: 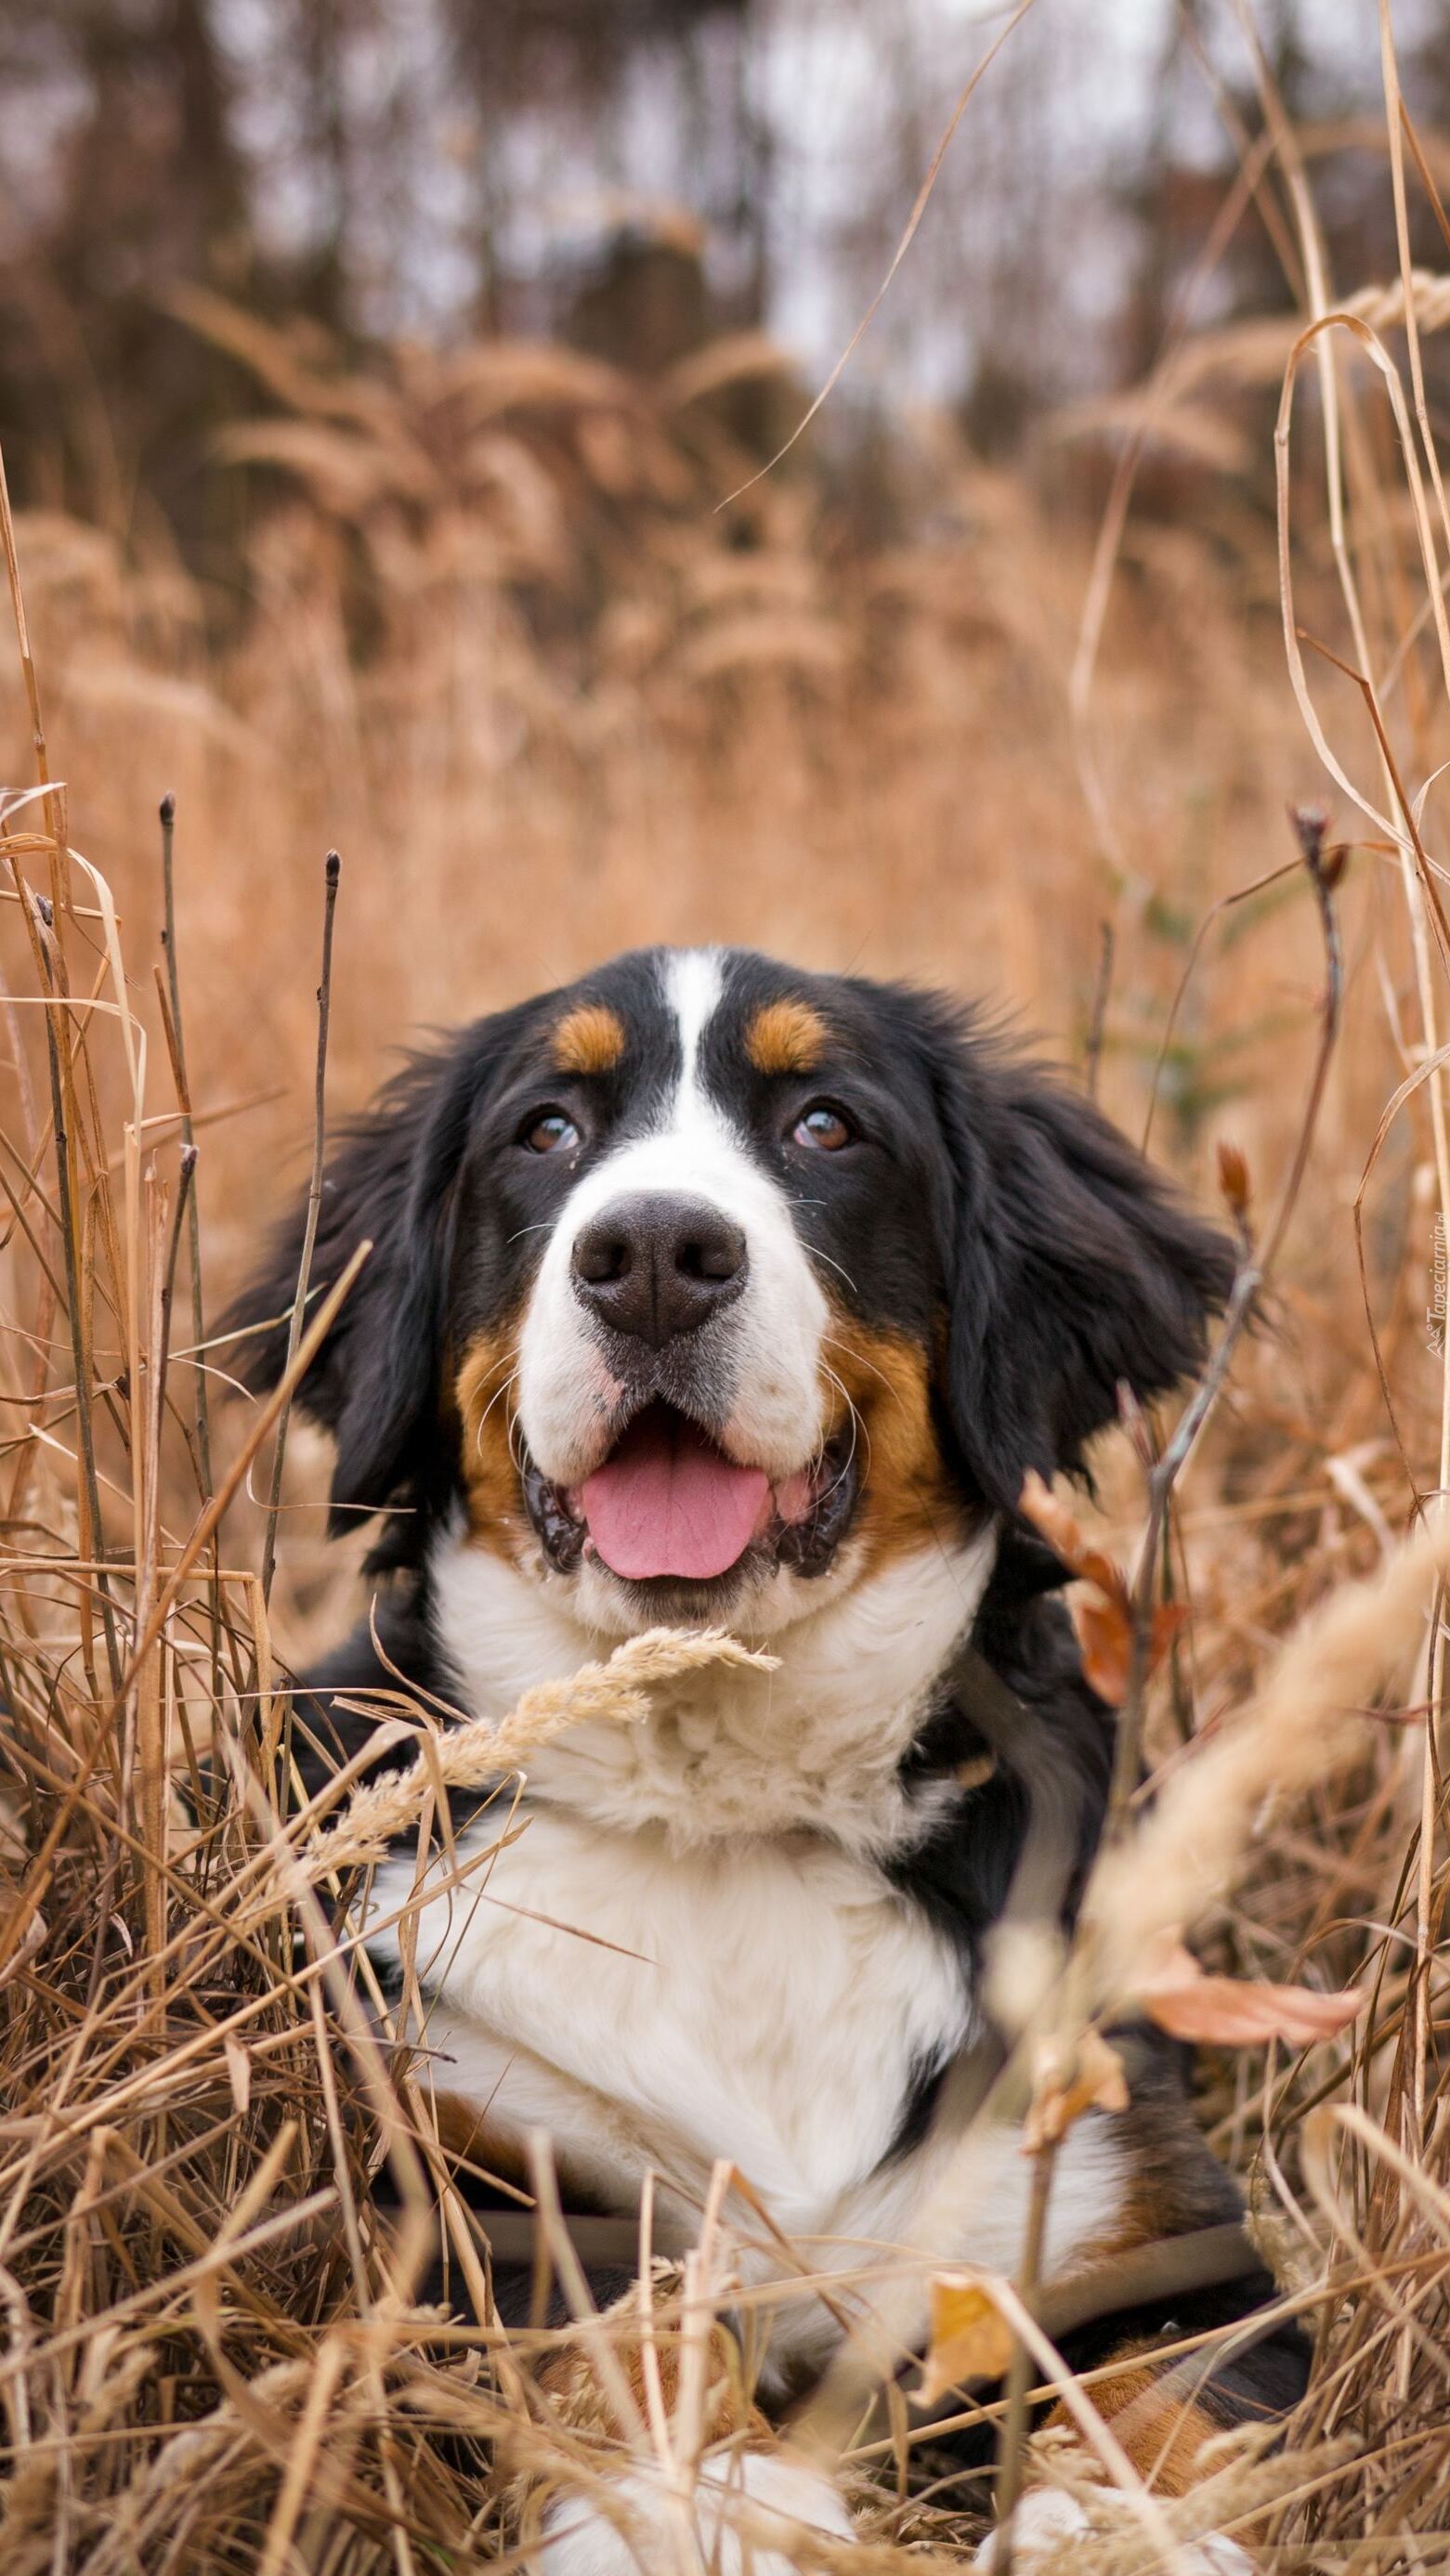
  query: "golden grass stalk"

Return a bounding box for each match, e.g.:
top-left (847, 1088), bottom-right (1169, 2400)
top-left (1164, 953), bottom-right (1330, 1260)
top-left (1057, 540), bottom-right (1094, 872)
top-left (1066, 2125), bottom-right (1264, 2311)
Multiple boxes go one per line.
top-left (311, 1625), bottom-right (777, 1877)
top-left (1086, 1512), bottom-right (1450, 1999)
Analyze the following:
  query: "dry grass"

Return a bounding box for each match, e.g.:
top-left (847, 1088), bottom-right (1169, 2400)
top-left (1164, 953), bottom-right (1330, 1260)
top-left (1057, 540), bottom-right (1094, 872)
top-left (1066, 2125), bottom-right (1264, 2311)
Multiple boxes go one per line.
top-left (5, 20), bottom-right (1450, 2571)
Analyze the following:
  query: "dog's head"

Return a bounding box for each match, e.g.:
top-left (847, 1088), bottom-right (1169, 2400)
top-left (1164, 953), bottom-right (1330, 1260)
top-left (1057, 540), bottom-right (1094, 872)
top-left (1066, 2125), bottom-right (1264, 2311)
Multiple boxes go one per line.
top-left (231, 947), bottom-right (1234, 1637)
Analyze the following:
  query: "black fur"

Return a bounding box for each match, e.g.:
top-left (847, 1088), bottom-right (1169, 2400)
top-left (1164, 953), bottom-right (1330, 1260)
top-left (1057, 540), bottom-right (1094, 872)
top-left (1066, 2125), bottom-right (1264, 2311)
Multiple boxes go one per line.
top-left (885, 1538), bottom-right (1116, 1980)
top-left (228, 995), bottom-right (557, 1554)
top-left (895, 988), bottom-right (1236, 1511)
top-left (286, 1585), bottom-right (451, 1798)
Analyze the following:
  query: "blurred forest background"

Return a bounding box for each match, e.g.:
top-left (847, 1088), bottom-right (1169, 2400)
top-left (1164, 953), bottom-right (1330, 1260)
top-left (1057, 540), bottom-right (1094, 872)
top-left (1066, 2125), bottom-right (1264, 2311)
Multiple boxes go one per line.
top-left (9, 0), bottom-right (1450, 498)
top-left (3, 0), bottom-right (1450, 1562)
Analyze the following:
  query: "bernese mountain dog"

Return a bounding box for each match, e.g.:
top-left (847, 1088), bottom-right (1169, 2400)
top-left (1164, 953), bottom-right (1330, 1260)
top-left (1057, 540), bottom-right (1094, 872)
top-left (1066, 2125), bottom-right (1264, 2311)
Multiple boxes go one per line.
top-left (231, 945), bottom-right (1307, 2573)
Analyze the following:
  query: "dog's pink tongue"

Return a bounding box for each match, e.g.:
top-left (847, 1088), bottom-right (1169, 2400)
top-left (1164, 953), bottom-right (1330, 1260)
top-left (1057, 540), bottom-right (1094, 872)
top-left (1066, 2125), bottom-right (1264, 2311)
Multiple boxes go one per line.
top-left (582, 1411), bottom-right (768, 1581)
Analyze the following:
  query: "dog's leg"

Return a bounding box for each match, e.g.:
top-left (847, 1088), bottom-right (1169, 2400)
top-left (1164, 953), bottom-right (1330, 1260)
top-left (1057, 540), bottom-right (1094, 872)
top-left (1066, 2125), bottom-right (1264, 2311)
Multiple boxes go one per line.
top-left (962, 2068), bottom-right (1311, 2570)
top-left (539, 2450), bottom-right (855, 2576)
top-left (972, 2303), bottom-right (1308, 2572)
top-left (974, 2487), bottom-right (1253, 2574)
top-left (525, 2267), bottom-right (854, 2576)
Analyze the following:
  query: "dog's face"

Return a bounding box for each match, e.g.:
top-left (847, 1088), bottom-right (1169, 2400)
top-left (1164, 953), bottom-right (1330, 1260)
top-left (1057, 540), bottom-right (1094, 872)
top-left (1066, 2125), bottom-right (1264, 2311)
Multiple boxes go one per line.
top-left (234, 947), bottom-right (1234, 1638)
top-left (451, 949), bottom-right (969, 1634)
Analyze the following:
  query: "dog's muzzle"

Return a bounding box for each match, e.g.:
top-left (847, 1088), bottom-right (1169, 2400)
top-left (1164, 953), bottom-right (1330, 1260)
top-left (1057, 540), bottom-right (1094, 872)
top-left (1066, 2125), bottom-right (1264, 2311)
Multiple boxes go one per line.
top-left (521, 1403), bottom-right (860, 1589)
top-left (570, 1192), bottom-right (748, 1348)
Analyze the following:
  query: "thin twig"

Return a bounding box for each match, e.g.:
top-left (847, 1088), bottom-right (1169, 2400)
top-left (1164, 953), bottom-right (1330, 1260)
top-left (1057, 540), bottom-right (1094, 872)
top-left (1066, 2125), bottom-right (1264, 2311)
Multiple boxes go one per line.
top-left (0, 1239), bottom-right (372, 1991)
top-left (33, 896), bottom-right (121, 1697)
top-left (1083, 920), bottom-right (1114, 1101)
top-left (159, 796), bottom-right (214, 1508)
top-left (259, 850), bottom-right (340, 1610)
top-left (717, 0), bottom-right (1038, 507)
top-left (990, 2136), bottom-right (1060, 2575)
top-left (1111, 806), bottom-right (1345, 1841)
top-left (137, 1146), bottom-right (197, 1972)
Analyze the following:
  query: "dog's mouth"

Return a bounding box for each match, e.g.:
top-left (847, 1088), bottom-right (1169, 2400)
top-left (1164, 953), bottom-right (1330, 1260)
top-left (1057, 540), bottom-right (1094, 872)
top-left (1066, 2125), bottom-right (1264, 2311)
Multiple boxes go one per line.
top-left (522, 1400), bottom-right (859, 1586)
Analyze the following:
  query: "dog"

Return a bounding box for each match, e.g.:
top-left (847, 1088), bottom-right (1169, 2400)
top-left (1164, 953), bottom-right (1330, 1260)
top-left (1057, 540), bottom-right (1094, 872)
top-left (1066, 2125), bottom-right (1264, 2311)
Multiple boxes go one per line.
top-left (230, 945), bottom-right (1307, 2572)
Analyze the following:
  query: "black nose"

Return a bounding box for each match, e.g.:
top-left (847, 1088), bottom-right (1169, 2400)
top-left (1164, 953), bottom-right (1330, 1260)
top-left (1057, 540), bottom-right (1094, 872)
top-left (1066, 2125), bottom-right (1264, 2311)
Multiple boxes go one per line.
top-left (571, 1194), bottom-right (748, 1347)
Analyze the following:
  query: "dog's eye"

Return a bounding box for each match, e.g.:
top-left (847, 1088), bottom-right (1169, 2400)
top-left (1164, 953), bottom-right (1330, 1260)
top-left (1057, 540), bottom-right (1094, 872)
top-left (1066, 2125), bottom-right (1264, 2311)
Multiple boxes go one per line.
top-left (523, 1111), bottom-right (581, 1155)
top-left (792, 1104), bottom-right (853, 1152)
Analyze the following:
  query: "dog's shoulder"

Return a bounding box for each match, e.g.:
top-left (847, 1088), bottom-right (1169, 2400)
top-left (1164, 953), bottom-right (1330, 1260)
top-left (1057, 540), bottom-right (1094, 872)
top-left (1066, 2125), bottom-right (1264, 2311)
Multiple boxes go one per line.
top-left (287, 1581), bottom-right (444, 1796)
top-left (882, 1529), bottom-right (1116, 1967)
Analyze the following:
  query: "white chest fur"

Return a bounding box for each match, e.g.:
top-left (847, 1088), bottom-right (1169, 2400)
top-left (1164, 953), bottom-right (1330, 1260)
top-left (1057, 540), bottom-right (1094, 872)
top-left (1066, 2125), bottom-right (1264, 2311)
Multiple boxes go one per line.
top-left (426, 1525), bottom-right (999, 1850)
top-left (372, 1522), bottom-right (1125, 2315)
top-left (369, 1806), bottom-right (972, 2237)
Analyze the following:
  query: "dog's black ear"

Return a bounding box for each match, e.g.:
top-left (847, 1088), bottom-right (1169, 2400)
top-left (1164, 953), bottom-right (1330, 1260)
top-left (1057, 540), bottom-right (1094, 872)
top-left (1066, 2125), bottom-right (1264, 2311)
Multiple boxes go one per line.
top-left (224, 1003), bottom-right (539, 1538)
top-left (917, 999), bottom-right (1236, 1512)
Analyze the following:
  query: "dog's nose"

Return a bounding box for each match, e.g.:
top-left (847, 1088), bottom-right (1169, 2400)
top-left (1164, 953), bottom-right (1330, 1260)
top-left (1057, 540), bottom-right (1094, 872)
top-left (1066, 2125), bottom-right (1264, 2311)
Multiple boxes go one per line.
top-left (571, 1195), bottom-right (748, 1347)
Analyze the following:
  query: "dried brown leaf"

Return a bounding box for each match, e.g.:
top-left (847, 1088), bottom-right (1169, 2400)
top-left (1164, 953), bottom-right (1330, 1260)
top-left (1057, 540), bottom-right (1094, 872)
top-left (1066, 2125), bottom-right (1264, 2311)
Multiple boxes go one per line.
top-left (1017, 1470), bottom-right (1125, 1605)
top-left (1021, 1473), bottom-right (1186, 1704)
top-left (1217, 1139), bottom-right (1251, 1221)
top-left (1076, 1595), bottom-right (1134, 1705)
top-left (915, 2276), bottom-right (1014, 2404)
top-left (1136, 1941), bottom-right (1362, 2048)
top-left (1025, 2028), bottom-right (1130, 2152)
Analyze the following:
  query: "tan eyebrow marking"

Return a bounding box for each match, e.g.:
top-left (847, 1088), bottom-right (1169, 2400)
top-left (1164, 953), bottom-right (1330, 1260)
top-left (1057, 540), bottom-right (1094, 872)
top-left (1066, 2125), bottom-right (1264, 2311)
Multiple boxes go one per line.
top-left (552, 1002), bottom-right (626, 1075)
top-left (745, 996), bottom-right (830, 1077)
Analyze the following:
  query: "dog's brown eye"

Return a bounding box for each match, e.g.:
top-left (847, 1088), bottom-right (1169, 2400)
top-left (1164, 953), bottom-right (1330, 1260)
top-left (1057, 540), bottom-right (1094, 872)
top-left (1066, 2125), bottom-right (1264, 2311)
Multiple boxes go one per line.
top-left (524, 1111), bottom-right (581, 1154)
top-left (793, 1105), bottom-right (853, 1152)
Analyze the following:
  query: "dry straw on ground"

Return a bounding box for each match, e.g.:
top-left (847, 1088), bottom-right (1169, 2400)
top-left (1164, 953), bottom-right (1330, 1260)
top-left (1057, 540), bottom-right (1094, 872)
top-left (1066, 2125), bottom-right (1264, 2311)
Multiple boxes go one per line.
top-left (4, 12), bottom-right (1450, 2571)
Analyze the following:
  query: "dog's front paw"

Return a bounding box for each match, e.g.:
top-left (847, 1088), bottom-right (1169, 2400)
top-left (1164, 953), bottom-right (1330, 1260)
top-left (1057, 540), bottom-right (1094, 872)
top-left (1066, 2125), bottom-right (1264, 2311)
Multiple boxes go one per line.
top-left (973, 2490), bottom-right (1091, 2570)
top-left (973, 2489), bottom-right (1255, 2574)
top-left (540, 2450), bottom-right (853, 2576)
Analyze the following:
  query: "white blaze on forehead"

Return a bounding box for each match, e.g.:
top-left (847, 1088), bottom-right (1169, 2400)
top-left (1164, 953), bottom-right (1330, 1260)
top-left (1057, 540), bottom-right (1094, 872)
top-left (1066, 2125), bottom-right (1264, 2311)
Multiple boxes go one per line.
top-left (662, 943), bottom-right (726, 1108)
top-left (516, 946), bottom-right (830, 1488)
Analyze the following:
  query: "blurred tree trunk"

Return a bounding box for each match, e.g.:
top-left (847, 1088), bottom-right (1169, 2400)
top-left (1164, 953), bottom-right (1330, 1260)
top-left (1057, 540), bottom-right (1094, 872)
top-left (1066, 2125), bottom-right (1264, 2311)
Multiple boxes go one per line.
top-left (0, 0), bottom-right (254, 541)
top-left (295, 0), bottom-right (353, 332)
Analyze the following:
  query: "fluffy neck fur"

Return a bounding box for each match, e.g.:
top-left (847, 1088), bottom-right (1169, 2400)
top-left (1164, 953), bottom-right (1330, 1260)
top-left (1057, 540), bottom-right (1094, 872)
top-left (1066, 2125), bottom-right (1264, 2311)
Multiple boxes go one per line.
top-left (427, 1524), bottom-right (999, 1852)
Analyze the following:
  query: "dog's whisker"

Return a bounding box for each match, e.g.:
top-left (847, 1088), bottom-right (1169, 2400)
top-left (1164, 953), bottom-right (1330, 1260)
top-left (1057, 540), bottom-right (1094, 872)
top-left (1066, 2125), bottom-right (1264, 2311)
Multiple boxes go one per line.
top-left (473, 1370), bottom-right (520, 1455)
top-left (820, 1332), bottom-right (907, 1411)
top-left (464, 1345), bottom-right (520, 1394)
top-left (816, 1359), bottom-right (869, 1490)
top-left (809, 1246), bottom-right (861, 1295)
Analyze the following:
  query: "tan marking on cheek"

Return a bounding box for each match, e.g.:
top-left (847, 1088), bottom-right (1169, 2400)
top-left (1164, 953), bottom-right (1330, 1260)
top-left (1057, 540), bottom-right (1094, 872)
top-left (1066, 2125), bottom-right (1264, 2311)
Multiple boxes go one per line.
top-left (818, 1308), bottom-right (969, 1568)
top-left (745, 996), bottom-right (830, 1077)
top-left (455, 1322), bottom-right (529, 1555)
top-left (552, 1002), bottom-right (626, 1075)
